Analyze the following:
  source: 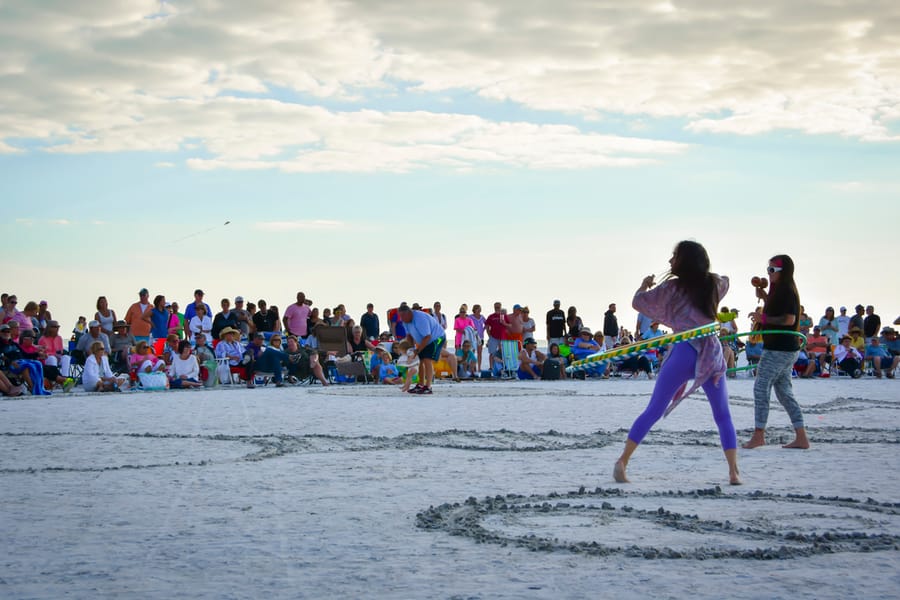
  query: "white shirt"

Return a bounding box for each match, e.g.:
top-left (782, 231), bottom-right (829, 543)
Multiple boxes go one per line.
top-left (168, 354), bottom-right (200, 380)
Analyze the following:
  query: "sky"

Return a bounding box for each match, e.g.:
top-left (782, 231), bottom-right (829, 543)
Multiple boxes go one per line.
top-left (1, 0), bottom-right (898, 337)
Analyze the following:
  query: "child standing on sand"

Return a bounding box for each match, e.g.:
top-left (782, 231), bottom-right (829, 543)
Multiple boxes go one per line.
top-left (395, 340), bottom-right (419, 392)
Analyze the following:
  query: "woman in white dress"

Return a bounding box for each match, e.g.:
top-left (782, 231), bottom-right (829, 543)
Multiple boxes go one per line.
top-left (82, 341), bottom-right (126, 392)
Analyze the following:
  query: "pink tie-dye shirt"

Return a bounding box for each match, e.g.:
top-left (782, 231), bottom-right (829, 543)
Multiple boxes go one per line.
top-left (632, 275), bottom-right (728, 400)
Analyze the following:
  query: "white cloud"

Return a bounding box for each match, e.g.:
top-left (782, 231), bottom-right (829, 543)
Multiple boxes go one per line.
top-left (154, 161), bottom-right (175, 168)
top-left (51, 219), bottom-right (71, 226)
top-left (0, 0), bottom-right (897, 172)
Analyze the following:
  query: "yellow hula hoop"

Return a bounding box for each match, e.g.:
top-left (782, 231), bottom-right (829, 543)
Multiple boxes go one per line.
top-left (565, 322), bottom-right (721, 373)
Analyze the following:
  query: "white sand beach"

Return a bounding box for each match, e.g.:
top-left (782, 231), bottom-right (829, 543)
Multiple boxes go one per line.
top-left (2, 377), bottom-right (899, 599)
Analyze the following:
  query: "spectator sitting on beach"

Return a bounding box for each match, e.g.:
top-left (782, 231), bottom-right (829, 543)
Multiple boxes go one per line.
top-left (76, 320), bottom-right (111, 356)
top-left (804, 325), bottom-right (829, 376)
top-left (455, 340), bottom-right (477, 379)
top-left (193, 333), bottom-right (215, 364)
top-left (833, 335), bottom-right (863, 378)
top-left (848, 326), bottom-right (866, 354)
top-left (83, 340), bottom-right (126, 392)
top-left (546, 343), bottom-right (568, 379)
top-left (571, 328), bottom-right (601, 361)
top-left (38, 320), bottom-right (71, 383)
top-left (377, 352), bottom-right (403, 385)
top-left (883, 327), bottom-right (900, 356)
top-left (124, 288), bottom-right (153, 342)
top-left (130, 340), bottom-right (166, 374)
top-left (866, 337), bottom-right (898, 379)
top-left (285, 335), bottom-right (329, 386)
top-left (211, 298), bottom-right (238, 341)
top-left (167, 340), bottom-right (203, 388)
top-left (19, 329), bottom-right (72, 391)
top-left (394, 340), bottom-right (419, 391)
top-left (348, 326), bottom-right (376, 355)
top-left (109, 320), bottom-right (134, 373)
top-left (215, 327), bottom-right (244, 367)
top-left (517, 338), bottom-right (545, 380)
top-left (162, 334), bottom-right (180, 365)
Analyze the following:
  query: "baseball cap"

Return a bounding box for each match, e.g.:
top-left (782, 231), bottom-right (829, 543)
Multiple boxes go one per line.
top-left (88, 320), bottom-right (100, 328)
top-left (513, 304), bottom-right (522, 310)
top-left (0, 324), bottom-right (9, 331)
top-left (553, 299), bottom-right (560, 305)
top-left (235, 296), bottom-right (244, 302)
top-left (840, 306), bottom-right (847, 311)
top-left (523, 337), bottom-right (537, 345)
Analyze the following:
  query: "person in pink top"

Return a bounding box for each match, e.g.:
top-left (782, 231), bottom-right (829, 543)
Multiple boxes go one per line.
top-left (453, 304), bottom-right (475, 349)
top-left (613, 240), bottom-right (740, 486)
top-left (283, 292), bottom-right (311, 339)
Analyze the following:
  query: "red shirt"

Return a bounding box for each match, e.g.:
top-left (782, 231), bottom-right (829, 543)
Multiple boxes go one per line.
top-left (485, 313), bottom-right (507, 340)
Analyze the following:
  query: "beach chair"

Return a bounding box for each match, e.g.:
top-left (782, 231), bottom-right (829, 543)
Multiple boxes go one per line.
top-left (500, 339), bottom-right (520, 379)
top-left (316, 326), bottom-right (349, 358)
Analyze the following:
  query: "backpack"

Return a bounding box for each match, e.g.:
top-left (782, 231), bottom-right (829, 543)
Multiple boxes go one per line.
top-left (541, 358), bottom-right (562, 381)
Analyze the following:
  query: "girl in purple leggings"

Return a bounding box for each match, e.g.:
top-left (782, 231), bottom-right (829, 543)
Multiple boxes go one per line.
top-left (614, 241), bottom-right (741, 485)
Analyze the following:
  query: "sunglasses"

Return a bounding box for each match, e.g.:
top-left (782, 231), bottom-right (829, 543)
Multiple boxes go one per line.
top-left (766, 266), bottom-right (783, 274)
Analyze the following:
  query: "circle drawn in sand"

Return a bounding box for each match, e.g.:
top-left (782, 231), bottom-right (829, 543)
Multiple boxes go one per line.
top-left (417, 487), bottom-right (900, 559)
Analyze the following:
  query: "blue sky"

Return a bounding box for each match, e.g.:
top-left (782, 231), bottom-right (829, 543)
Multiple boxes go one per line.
top-left (2, 1), bottom-right (898, 335)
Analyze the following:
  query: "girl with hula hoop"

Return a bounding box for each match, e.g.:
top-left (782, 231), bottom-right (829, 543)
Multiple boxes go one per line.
top-left (742, 255), bottom-right (810, 450)
top-left (614, 241), bottom-right (741, 485)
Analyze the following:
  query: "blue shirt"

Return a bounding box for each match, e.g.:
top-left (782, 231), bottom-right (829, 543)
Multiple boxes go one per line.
top-left (150, 308), bottom-right (169, 338)
top-left (403, 310), bottom-right (445, 344)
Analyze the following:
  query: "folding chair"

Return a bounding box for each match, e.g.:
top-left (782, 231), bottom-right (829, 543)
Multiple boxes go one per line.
top-left (500, 339), bottom-right (520, 379)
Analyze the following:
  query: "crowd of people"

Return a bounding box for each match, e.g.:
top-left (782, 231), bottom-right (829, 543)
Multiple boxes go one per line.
top-left (0, 286), bottom-right (897, 398)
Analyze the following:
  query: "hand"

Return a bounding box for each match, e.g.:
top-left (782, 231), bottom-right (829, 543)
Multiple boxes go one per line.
top-left (641, 275), bottom-right (655, 289)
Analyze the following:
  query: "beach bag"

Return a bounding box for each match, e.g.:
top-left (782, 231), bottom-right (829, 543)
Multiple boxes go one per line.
top-left (541, 358), bottom-right (562, 381)
top-left (217, 362), bottom-right (232, 384)
top-left (138, 371), bottom-right (169, 390)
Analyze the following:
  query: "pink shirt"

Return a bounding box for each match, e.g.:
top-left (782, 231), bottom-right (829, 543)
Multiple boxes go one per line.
top-left (632, 275), bottom-right (729, 402)
top-left (38, 334), bottom-right (64, 359)
top-left (454, 315), bottom-right (475, 347)
top-left (283, 303), bottom-right (310, 336)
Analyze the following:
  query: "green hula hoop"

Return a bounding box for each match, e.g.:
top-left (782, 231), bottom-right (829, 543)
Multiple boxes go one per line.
top-left (722, 329), bottom-right (808, 375)
top-left (719, 329), bottom-right (808, 348)
top-left (566, 322), bottom-right (721, 374)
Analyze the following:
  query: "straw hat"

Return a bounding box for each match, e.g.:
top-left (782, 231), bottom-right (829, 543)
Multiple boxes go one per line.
top-left (218, 326), bottom-right (241, 340)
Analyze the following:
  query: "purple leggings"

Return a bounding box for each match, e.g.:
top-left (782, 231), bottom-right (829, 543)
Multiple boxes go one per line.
top-left (627, 342), bottom-right (737, 450)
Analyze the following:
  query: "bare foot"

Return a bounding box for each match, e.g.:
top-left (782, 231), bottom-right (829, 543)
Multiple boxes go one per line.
top-left (741, 430), bottom-right (766, 449)
top-left (782, 439), bottom-right (810, 449)
top-left (730, 470), bottom-right (742, 485)
top-left (613, 460), bottom-right (629, 483)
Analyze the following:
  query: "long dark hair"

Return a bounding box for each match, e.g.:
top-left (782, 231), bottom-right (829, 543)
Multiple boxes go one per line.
top-left (665, 240), bottom-right (719, 319)
top-left (766, 254), bottom-right (800, 327)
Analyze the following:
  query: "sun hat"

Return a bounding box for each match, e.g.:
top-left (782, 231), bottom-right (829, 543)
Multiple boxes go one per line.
top-left (580, 327), bottom-right (592, 336)
top-left (218, 326), bottom-right (241, 339)
top-left (114, 320), bottom-right (129, 329)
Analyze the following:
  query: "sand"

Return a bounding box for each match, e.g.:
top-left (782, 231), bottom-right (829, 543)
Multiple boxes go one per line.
top-left (2, 376), bottom-right (898, 599)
